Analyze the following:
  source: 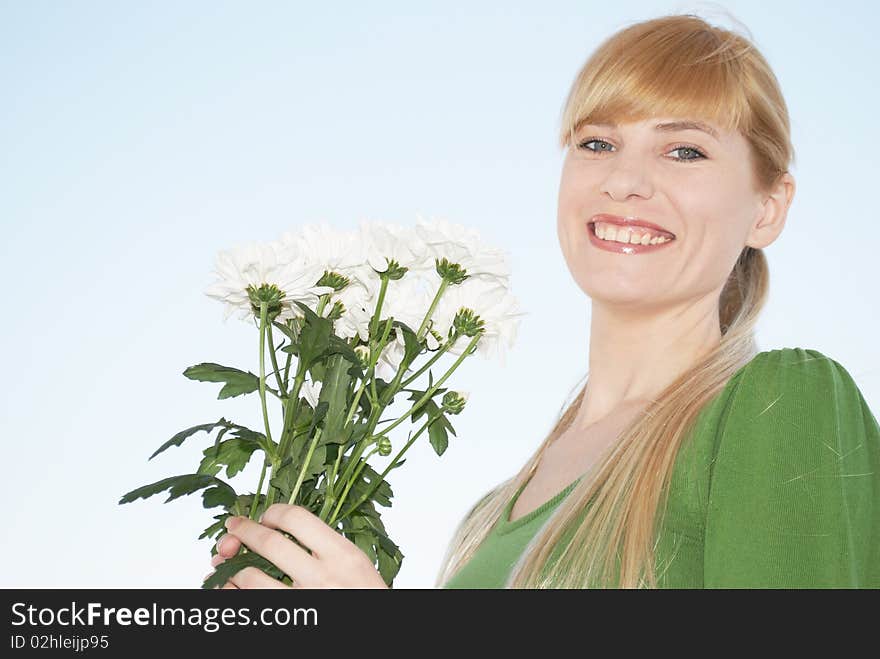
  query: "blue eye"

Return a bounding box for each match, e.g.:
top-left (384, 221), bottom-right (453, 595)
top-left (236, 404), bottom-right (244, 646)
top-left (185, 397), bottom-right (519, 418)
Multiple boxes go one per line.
top-left (577, 138), bottom-right (708, 162)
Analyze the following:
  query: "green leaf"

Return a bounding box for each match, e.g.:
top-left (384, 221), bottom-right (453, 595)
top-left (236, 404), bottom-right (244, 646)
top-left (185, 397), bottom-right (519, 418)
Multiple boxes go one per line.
top-left (200, 513), bottom-right (231, 543)
top-left (351, 512), bottom-right (403, 586)
top-left (272, 319), bottom-right (299, 346)
top-left (231, 426), bottom-right (277, 463)
top-left (377, 540), bottom-right (403, 586)
top-left (344, 515), bottom-right (379, 564)
top-left (327, 334), bottom-right (364, 372)
top-left (428, 416), bottom-right (449, 455)
top-left (183, 363), bottom-right (260, 399)
top-left (202, 551), bottom-right (285, 590)
top-left (317, 354), bottom-right (355, 446)
top-left (197, 436), bottom-right (262, 479)
top-left (410, 397), bottom-right (441, 424)
top-left (268, 446), bottom-right (327, 505)
top-left (292, 301), bottom-right (332, 369)
top-left (341, 459), bottom-right (394, 509)
top-left (149, 418), bottom-right (231, 461)
top-left (118, 474), bottom-right (237, 510)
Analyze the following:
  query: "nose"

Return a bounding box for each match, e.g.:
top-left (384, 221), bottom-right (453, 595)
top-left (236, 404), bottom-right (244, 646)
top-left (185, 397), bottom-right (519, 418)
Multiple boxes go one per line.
top-left (598, 151), bottom-right (654, 201)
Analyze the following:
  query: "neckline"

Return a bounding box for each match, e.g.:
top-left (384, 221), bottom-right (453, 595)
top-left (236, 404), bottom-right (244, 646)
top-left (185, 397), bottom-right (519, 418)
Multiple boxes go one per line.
top-left (496, 474), bottom-right (584, 536)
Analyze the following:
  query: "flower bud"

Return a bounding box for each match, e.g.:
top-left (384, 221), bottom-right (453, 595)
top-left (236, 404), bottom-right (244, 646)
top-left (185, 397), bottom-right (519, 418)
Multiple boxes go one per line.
top-left (354, 345), bottom-right (370, 368)
top-left (442, 390), bottom-right (468, 415)
top-left (326, 299), bottom-right (345, 321)
top-left (373, 258), bottom-right (408, 280)
top-left (452, 307), bottom-right (485, 337)
top-left (436, 257), bottom-right (469, 285)
top-left (316, 270), bottom-right (351, 292)
top-left (246, 283), bottom-right (286, 321)
top-left (376, 436), bottom-right (392, 456)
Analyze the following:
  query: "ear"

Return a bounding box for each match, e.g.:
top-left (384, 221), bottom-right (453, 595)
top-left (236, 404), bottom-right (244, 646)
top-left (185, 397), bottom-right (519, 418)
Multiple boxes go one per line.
top-left (746, 172), bottom-right (796, 249)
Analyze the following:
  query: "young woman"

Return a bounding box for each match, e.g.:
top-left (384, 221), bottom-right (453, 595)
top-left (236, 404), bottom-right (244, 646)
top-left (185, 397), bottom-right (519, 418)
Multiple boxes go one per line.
top-left (208, 13), bottom-right (880, 589)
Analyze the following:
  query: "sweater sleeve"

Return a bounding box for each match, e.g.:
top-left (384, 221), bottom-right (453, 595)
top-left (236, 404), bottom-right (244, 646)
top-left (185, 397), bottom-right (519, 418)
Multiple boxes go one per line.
top-left (703, 348), bottom-right (880, 587)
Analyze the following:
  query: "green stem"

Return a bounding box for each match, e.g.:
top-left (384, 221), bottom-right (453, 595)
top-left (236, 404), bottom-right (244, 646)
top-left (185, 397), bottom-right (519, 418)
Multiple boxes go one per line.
top-left (344, 317), bottom-right (393, 428)
top-left (317, 448), bottom-right (344, 520)
top-left (373, 333), bottom-right (479, 439)
top-left (329, 334), bottom-right (479, 525)
top-left (416, 278), bottom-right (449, 340)
top-left (369, 275), bottom-right (390, 340)
top-left (264, 360), bottom-right (307, 510)
top-left (316, 294), bottom-right (329, 318)
top-left (335, 418), bottom-right (431, 523)
top-left (327, 319), bottom-right (393, 506)
top-left (287, 427), bottom-right (323, 506)
top-left (266, 323), bottom-right (287, 396)
top-left (248, 456), bottom-right (268, 520)
top-left (327, 440), bottom-right (372, 524)
top-left (401, 336), bottom-right (452, 388)
top-left (280, 364), bottom-right (307, 456)
top-left (325, 317), bottom-right (419, 518)
top-left (257, 302), bottom-right (275, 458)
top-left (327, 446), bottom-right (380, 525)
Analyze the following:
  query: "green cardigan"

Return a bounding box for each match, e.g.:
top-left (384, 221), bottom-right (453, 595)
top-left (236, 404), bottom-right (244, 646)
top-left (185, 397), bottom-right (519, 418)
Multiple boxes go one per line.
top-left (442, 348), bottom-right (880, 588)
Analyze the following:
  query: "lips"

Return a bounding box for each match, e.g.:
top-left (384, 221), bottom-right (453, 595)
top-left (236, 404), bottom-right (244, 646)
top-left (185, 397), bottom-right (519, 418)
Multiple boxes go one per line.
top-left (589, 214), bottom-right (676, 239)
top-left (586, 214), bottom-right (676, 254)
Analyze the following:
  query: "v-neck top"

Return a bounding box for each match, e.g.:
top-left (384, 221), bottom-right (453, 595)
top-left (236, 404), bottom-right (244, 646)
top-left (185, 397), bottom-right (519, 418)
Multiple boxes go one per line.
top-left (497, 474), bottom-right (583, 535)
top-left (441, 347), bottom-right (880, 588)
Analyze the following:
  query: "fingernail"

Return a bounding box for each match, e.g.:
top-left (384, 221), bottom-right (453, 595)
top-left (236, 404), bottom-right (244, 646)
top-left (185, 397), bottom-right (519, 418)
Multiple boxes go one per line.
top-left (225, 516), bottom-right (243, 531)
top-left (215, 534), bottom-right (227, 552)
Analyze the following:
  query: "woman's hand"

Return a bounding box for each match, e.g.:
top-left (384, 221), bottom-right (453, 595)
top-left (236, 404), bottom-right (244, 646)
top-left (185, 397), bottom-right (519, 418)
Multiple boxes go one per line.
top-left (205, 504), bottom-right (389, 589)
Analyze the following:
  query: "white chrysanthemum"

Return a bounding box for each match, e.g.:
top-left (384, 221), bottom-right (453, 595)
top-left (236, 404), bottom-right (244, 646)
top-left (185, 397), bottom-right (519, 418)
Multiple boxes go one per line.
top-left (414, 213), bottom-right (511, 284)
top-left (278, 222), bottom-right (390, 341)
top-left (327, 278), bottom-right (376, 343)
top-left (301, 377), bottom-right (323, 408)
top-left (279, 222), bottom-right (373, 288)
top-left (359, 219), bottom-right (433, 275)
top-left (204, 241), bottom-right (334, 322)
top-left (426, 277), bottom-right (525, 366)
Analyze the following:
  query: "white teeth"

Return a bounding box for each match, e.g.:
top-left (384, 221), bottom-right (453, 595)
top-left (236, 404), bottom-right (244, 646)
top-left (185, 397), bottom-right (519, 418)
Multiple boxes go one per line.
top-left (594, 222), bottom-right (671, 245)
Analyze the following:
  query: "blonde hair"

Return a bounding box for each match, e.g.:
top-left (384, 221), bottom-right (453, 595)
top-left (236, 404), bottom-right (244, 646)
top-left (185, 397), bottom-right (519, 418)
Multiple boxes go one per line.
top-left (434, 11), bottom-right (794, 588)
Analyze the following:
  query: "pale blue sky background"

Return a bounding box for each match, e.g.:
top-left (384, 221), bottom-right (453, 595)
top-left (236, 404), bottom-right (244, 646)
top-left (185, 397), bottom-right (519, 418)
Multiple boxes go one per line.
top-left (1, 0), bottom-right (877, 588)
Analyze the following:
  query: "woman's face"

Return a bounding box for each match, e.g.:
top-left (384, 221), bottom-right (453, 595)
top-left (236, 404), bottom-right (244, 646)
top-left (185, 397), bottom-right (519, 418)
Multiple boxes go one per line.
top-left (556, 116), bottom-right (790, 310)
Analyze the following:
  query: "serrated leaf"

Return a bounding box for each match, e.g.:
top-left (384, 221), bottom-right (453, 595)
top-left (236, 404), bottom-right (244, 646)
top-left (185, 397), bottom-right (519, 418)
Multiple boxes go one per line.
top-left (197, 436), bottom-right (262, 479)
top-left (119, 474), bottom-right (237, 510)
top-left (341, 459), bottom-right (394, 509)
top-left (183, 363), bottom-right (260, 399)
top-left (231, 427), bottom-right (277, 463)
top-left (200, 513), bottom-right (230, 542)
top-left (202, 551), bottom-right (285, 590)
top-left (149, 418), bottom-right (231, 461)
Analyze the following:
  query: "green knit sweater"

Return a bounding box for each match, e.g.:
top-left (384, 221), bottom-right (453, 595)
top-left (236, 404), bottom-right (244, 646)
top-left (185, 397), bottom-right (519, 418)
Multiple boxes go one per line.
top-left (441, 348), bottom-right (880, 588)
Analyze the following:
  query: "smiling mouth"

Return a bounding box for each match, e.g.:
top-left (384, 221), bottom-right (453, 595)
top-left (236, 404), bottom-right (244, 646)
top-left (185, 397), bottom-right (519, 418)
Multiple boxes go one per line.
top-left (588, 221), bottom-right (675, 246)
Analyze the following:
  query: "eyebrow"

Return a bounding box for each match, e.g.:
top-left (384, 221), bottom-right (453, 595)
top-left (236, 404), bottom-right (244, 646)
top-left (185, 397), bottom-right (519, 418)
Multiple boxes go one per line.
top-left (584, 120), bottom-right (720, 140)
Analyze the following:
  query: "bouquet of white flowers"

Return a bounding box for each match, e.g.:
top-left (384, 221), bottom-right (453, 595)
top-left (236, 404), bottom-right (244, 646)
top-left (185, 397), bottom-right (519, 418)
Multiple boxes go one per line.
top-left (119, 215), bottom-right (523, 588)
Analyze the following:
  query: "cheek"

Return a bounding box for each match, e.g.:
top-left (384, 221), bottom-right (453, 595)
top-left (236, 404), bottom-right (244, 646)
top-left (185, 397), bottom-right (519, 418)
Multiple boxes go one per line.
top-left (677, 196), bottom-right (753, 288)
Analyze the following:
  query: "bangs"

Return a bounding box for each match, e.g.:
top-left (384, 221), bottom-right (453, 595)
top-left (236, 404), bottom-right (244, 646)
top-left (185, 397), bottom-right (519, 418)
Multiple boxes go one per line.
top-left (560, 17), bottom-right (756, 147)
